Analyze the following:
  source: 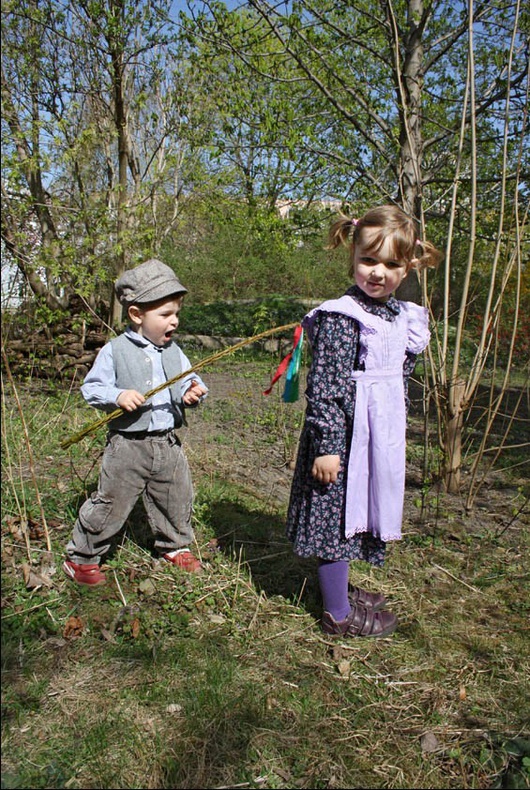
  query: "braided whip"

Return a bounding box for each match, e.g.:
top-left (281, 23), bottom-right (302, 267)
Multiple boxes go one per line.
top-left (60, 322), bottom-right (299, 450)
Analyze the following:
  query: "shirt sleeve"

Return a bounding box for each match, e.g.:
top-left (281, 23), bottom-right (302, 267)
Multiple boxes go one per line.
top-left (304, 311), bottom-right (358, 457)
top-left (80, 343), bottom-right (124, 411)
top-left (401, 302), bottom-right (430, 412)
top-left (402, 302), bottom-right (431, 354)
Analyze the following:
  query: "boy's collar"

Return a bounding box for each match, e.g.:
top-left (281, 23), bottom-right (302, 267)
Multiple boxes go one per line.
top-left (124, 326), bottom-right (164, 350)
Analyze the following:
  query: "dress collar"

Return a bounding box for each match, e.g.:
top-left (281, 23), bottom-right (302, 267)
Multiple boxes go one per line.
top-left (347, 285), bottom-right (401, 315)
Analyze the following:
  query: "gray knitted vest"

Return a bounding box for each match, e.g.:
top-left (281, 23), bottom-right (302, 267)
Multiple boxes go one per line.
top-left (108, 333), bottom-right (184, 432)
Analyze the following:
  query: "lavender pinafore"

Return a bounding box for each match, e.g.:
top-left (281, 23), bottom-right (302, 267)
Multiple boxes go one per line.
top-left (286, 289), bottom-right (429, 563)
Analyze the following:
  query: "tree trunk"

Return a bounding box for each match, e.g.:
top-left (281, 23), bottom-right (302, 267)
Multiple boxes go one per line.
top-left (443, 379), bottom-right (466, 493)
top-left (382, 0), bottom-right (427, 303)
top-left (107, 0), bottom-right (141, 327)
top-left (111, 31), bottom-right (128, 327)
top-left (1, 65), bottom-right (70, 310)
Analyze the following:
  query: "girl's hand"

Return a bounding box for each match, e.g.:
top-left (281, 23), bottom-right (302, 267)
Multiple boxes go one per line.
top-left (117, 389), bottom-right (146, 412)
top-left (182, 379), bottom-right (208, 405)
top-left (312, 454), bottom-right (341, 484)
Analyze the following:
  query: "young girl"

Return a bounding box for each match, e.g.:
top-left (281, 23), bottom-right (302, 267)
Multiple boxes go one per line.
top-left (286, 205), bottom-right (441, 638)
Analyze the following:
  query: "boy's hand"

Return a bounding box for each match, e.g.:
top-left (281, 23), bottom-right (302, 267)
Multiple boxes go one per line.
top-left (182, 379), bottom-right (208, 405)
top-left (117, 389), bottom-right (146, 412)
top-left (312, 454), bottom-right (341, 484)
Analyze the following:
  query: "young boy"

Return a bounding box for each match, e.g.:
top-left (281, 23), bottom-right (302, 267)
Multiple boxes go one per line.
top-left (64, 259), bottom-right (208, 586)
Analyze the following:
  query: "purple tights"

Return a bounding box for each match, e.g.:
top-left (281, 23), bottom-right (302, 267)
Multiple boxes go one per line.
top-left (317, 559), bottom-right (351, 622)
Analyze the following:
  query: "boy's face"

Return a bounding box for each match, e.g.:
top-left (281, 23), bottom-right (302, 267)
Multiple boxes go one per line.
top-left (128, 296), bottom-right (183, 347)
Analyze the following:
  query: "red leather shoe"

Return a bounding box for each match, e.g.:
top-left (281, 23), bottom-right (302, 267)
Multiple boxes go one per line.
top-left (162, 550), bottom-right (202, 573)
top-left (63, 560), bottom-right (106, 586)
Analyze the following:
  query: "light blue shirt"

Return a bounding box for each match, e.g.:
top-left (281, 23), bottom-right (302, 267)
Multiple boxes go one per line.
top-left (81, 327), bottom-right (207, 432)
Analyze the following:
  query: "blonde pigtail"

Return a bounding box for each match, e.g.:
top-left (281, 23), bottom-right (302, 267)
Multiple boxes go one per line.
top-left (327, 214), bottom-right (357, 250)
top-left (413, 239), bottom-right (443, 271)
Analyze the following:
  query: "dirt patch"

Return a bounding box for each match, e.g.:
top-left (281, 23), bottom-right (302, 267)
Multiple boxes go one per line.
top-left (181, 365), bottom-right (299, 507)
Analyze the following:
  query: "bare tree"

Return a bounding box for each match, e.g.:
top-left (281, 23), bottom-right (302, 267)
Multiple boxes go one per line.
top-left (428, 0), bottom-right (529, 498)
top-left (188, 0), bottom-right (529, 495)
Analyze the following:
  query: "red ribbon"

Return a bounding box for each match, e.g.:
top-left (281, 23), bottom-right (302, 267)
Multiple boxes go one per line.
top-left (263, 324), bottom-right (303, 395)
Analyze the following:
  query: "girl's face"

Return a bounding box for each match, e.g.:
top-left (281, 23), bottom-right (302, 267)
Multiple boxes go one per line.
top-left (128, 297), bottom-right (183, 346)
top-left (353, 227), bottom-right (409, 302)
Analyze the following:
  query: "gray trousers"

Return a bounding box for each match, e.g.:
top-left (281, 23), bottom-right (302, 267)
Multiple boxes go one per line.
top-left (66, 431), bottom-right (194, 563)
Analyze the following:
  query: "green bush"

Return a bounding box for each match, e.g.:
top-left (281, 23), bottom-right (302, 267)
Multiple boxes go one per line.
top-left (179, 295), bottom-right (309, 337)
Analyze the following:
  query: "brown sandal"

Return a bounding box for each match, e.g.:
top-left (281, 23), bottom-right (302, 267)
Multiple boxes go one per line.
top-left (348, 585), bottom-right (387, 611)
top-left (321, 604), bottom-right (397, 639)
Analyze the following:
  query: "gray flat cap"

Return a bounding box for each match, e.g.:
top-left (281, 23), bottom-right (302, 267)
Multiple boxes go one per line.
top-left (115, 259), bottom-right (188, 306)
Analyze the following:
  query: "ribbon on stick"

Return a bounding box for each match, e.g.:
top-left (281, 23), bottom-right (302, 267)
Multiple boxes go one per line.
top-left (263, 324), bottom-right (304, 403)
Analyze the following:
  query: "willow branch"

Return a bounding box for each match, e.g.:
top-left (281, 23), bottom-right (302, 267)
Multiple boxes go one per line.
top-left (60, 323), bottom-right (299, 450)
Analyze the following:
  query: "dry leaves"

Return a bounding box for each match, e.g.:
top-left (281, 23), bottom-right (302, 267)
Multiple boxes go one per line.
top-left (22, 563), bottom-right (54, 590)
top-left (63, 615), bottom-right (84, 640)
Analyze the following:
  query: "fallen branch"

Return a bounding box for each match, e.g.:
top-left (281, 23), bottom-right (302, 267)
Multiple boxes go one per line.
top-left (60, 322), bottom-right (299, 449)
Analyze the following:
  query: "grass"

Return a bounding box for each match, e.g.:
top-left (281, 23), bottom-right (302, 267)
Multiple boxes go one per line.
top-left (1, 356), bottom-right (529, 789)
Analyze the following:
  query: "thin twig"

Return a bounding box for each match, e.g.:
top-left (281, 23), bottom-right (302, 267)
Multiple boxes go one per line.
top-left (1, 382), bottom-right (31, 560)
top-left (431, 563), bottom-right (482, 593)
top-left (295, 577), bottom-right (307, 608)
top-left (248, 590), bottom-right (265, 630)
top-left (1, 597), bottom-right (61, 619)
top-left (60, 322), bottom-right (298, 449)
top-left (214, 779), bottom-right (267, 789)
top-left (113, 570), bottom-right (127, 606)
top-left (2, 346), bottom-right (51, 551)
top-left (495, 494), bottom-right (529, 538)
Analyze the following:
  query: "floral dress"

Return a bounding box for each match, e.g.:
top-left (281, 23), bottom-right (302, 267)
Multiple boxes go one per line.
top-left (285, 285), bottom-right (427, 567)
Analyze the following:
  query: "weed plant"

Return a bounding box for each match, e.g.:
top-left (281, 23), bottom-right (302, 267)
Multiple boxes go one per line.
top-left (1, 358), bottom-right (529, 789)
